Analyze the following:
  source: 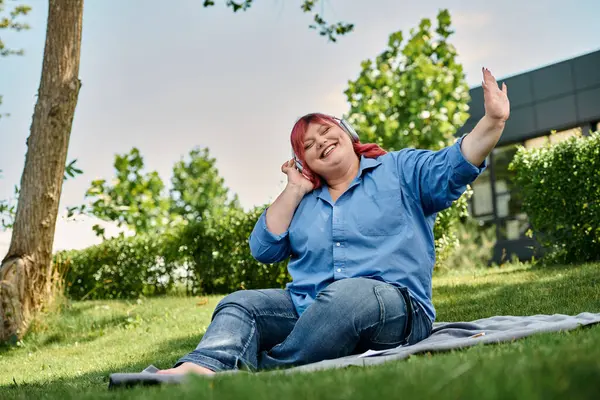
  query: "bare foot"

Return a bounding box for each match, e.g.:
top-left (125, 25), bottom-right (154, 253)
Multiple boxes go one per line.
top-left (156, 362), bottom-right (215, 376)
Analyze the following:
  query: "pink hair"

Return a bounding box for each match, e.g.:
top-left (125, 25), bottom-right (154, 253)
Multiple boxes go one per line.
top-left (290, 113), bottom-right (387, 189)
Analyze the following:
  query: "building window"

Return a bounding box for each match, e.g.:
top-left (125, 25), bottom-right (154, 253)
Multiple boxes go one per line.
top-left (524, 135), bottom-right (549, 149)
top-left (470, 167), bottom-right (493, 217)
top-left (493, 144), bottom-right (522, 212)
top-left (470, 143), bottom-right (526, 239)
top-left (524, 127), bottom-right (582, 149)
top-left (499, 213), bottom-right (530, 240)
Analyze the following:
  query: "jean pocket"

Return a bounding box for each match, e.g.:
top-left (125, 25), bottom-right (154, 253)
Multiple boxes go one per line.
top-left (370, 285), bottom-right (409, 346)
top-left (406, 300), bottom-right (432, 345)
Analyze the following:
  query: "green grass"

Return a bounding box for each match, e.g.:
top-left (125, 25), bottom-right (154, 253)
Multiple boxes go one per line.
top-left (1, 262), bottom-right (600, 399)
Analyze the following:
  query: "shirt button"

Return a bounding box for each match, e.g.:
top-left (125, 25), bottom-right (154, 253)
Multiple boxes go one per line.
top-left (336, 268), bottom-right (342, 272)
top-left (336, 242), bottom-right (340, 247)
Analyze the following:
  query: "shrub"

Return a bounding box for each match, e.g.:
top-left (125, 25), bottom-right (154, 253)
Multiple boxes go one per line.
top-left (433, 187), bottom-right (473, 269)
top-left (54, 231), bottom-right (182, 300)
top-left (53, 206), bottom-right (290, 301)
top-left (439, 216), bottom-right (496, 271)
top-left (509, 131), bottom-right (600, 263)
top-left (179, 206), bottom-right (290, 295)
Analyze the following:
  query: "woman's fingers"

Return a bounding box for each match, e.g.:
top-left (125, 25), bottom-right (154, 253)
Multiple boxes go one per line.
top-left (281, 159), bottom-right (295, 173)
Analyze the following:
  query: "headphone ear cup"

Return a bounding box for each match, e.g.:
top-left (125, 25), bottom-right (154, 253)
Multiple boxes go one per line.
top-left (291, 150), bottom-right (304, 172)
top-left (339, 119), bottom-right (359, 142)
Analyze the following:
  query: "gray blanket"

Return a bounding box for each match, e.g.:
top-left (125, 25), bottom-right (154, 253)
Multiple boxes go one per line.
top-left (108, 312), bottom-right (600, 388)
top-left (283, 312), bottom-right (600, 373)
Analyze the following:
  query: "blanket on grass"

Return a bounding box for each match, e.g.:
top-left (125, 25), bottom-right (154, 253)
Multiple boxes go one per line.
top-left (108, 312), bottom-right (600, 388)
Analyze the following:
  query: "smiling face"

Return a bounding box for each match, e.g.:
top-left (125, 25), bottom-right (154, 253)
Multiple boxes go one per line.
top-left (302, 120), bottom-right (358, 179)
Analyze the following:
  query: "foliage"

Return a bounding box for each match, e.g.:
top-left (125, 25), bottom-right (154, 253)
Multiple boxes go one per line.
top-left (509, 131), bottom-right (600, 264)
top-left (0, 0), bottom-right (30, 57)
top-left (203, 0), bottom-right (353, 42)
top-left (0, 179), bottom-right (18, 230)
top-left (0, 0), bottom-right (32, 119)
top-left (437, 216), bottom-right (496, 271)
top-left (433, 190), bottom-right (473, 267)
top-left (344, 9), bottom-right (470, 152)
top-left (344, 9), bottom-right (472, 267)
top-left (180, 205), bottom-right (289, 295)
top-left (82, 148), bottom-right (171, 237)
top-left (64, 158), bottom-right (83, 180)
top-left (55, 205), bottom-right (289, 300)
top-left (300, 0), bottom-right (354, 42)
top-left (79, 147), bottom-right (236, 237)
top-left (54, 231), bottom-right (183, 300)
top-left (1, 160), bottom-right (82, 231)
top-left (169, 147), bottom-right (239, 224)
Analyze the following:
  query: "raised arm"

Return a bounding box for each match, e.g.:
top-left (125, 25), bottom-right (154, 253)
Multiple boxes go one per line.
top-left (264, 180), bottom-right (307, 235)
top-left (460, 67), bottom-right (510, 166)
top-left (248, 159), bottom-right (313, 263)
top-left (397, 68), bottom-right (509, 216)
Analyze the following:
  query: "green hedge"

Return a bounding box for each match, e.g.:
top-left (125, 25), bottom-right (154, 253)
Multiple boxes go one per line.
top-left (54, 206), bottom-right (290, 300)
top-left (509, 131), bottom-right (600, 263)
top-left (54, 231), bottom-right (183, 300)
top-left (177, 206), bottom-right (290, 295)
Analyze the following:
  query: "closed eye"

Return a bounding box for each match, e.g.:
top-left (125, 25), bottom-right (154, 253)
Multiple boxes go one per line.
top-left (304, 125), bottom-right (330, 149)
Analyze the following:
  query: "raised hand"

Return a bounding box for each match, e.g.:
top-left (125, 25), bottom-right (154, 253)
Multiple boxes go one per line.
top-left (482, 67), bottom-right (510, 122)
top-left (282, 159), bottom-right (314, 195)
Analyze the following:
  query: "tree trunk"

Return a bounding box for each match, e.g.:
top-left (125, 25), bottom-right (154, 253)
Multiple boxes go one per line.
top-left (0, 0), bottom-right (84, 342)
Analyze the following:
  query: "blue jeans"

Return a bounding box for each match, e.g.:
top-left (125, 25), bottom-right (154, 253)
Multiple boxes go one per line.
top-left (174, 277), bottom-right (432, 372)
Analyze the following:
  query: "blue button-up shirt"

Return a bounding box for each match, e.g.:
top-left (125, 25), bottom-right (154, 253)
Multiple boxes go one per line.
top-left (249, 135), bottom-right (486, 322)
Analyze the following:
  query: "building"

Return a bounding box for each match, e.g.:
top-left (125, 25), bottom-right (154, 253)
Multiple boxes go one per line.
top-left (456, 49), bottom-right (600, 264)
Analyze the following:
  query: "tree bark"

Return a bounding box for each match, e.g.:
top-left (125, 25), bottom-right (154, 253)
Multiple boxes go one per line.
top-left (0, 0), bottom-right (84, 342)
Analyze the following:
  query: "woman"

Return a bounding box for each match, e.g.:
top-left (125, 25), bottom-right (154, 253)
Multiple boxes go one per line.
top-left (158, 67), bottom-right (509, 376)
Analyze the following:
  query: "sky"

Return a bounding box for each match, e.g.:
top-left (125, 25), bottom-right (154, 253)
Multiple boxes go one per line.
top-left (1, 0), bottom-right (599, 256)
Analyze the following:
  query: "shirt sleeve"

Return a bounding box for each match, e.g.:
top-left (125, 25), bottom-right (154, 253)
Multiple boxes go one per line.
top-left (248, 208), bottom-right (292, 264)
top-left (395, 134), bottom-right (487, 215)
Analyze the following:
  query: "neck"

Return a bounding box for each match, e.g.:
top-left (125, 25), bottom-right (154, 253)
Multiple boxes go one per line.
top-left (324, 156), bottom-right (360, 192)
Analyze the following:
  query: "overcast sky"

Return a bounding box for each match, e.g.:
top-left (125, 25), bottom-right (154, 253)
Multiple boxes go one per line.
top-left (1, 0), bottom-right (599, 255)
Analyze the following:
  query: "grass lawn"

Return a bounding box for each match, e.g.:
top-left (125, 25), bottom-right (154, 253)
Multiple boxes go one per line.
top-left (1, 262), bottom-right (599, 399)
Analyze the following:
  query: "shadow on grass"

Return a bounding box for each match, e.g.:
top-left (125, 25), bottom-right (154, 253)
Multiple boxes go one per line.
top-left (40, 315), bottom-right (133, 346)
top-left (0, 314), bottom-right (137, 357)
top-left (434, 263), bottom-right (600, 322)
top-left (0, 333), bottom-right (206, 398)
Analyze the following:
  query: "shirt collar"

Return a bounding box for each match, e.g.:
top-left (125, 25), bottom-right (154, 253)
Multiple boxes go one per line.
top-left (358, 155), bottom-right (382, 174)
top-left (315, 155), bottom-right (382, 202)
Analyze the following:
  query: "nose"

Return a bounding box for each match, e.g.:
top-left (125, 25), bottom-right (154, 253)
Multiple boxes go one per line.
top-left (316, 135), bottom-right (328, 149)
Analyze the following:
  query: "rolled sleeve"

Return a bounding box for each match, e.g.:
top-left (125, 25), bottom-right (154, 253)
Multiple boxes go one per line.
top-left (396, 135), bottom-right (487, 215)
top-left (248, 208), bottom-right (291, 264)
top-left (448, 134), bottom-right (487, 184)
